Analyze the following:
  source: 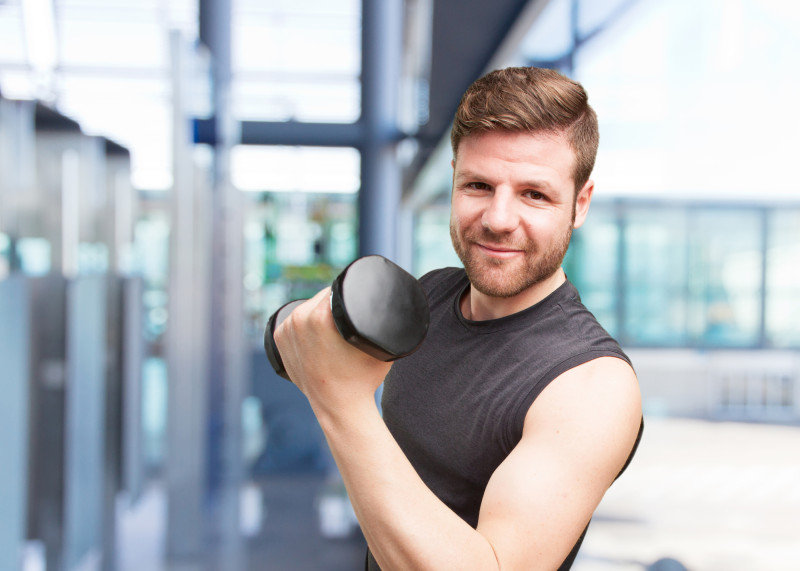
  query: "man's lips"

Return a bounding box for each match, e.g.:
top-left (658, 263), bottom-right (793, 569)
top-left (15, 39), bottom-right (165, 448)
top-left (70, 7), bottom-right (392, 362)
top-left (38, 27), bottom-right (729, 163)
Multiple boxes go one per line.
top-left (474, 242), bottom-right (525, 259)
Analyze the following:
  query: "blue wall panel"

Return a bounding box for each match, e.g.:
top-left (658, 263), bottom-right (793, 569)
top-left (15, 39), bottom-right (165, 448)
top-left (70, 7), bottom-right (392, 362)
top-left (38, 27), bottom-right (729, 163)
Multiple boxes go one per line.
top-left (0, 276), bottom-right (31, 570)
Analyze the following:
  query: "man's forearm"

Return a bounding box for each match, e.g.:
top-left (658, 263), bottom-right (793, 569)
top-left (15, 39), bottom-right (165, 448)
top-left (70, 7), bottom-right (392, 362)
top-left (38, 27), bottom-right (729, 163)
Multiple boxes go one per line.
top-left (314, 397), bottom-right (499, 571)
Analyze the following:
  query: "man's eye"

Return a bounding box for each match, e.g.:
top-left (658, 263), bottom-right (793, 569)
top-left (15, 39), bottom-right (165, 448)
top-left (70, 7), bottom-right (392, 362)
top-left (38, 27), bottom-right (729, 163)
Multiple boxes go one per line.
top-left (467, 182), bottom-right (490, 190)
top-left (526, 191), bottom-right (545, 200)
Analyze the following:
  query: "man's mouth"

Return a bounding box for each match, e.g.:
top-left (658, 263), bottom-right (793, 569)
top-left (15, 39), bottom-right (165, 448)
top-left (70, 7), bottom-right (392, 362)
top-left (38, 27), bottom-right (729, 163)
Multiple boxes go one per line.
top-left (474, 242), bottom-right (525, 259)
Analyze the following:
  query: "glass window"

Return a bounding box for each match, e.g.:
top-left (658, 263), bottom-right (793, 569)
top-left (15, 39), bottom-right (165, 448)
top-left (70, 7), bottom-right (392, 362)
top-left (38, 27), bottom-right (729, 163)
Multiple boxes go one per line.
top-left (232, 0), bottom-right (361, 124)
top-left (58, 18), bottom-right (167, 69)
top-left (133, 205), bottom-right (171, 347)
top-left (232, 78), bottom-right (360, 123)
top-left (519, 0), bottom-right (574, 62)
top-left (0, 4), bottom-right (27, 63)
top-left (231, 145), bottom-right (360, 194)
top-left (687, 209), bottom-right (763, 347)
top-left (15, 237), bottom-right (52, 276)
top-left (623, 205), bottom-right (689, 346)
top-left (564, 203), bottom-right (620, 337)
top-left (766, 209), bottom-right (800, 348)
top-left (413, 203), bottom-right (461, 278)
top-left (571, 0), bottom-right (800, 203)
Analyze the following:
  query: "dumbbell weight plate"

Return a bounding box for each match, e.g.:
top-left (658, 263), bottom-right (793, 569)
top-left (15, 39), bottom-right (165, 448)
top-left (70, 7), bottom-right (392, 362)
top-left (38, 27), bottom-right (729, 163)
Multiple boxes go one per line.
top-left (331, 255), bottom-right (429, 362)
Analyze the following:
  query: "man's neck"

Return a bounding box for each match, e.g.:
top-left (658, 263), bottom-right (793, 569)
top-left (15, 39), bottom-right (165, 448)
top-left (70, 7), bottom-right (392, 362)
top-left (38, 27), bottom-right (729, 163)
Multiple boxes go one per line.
top-left (461, 268), bottom-right (566, 321)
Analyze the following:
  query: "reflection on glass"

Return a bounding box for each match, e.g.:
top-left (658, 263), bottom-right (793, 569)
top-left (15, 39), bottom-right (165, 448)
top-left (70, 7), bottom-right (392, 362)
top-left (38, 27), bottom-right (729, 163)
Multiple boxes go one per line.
top-left (688, 209), bottom-right (762, 347)
top-left (565, 204), bottom-right (620, 337)
top-left (766, 210), bottom-right (800, 348)
top-left (134, 210), bottom-right (170, 345)
top-left (413, 203), bottom-right (461, 278)
top-left (16, 237), bottom-right (51, 276)
top-left (624, 206), bottom-right (689, 345)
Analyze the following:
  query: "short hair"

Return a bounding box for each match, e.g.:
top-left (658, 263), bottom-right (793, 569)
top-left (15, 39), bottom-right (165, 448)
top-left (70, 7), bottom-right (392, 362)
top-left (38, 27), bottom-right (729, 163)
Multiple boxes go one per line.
top-left (450, 66), bottom-right (599, 192)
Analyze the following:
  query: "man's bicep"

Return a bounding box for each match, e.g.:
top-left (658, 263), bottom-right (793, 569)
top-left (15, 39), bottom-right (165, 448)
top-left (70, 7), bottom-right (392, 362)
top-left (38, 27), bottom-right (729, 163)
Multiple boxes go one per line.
top-left (476, 425), bottom-right (608, 571)
top-left (476, 357), bottom-right (642, 570)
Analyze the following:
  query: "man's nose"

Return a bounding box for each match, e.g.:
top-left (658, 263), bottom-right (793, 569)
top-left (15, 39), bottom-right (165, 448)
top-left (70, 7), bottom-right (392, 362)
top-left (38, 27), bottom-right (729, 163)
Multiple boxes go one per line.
top-left (481, 191), bottom-right (519, 234)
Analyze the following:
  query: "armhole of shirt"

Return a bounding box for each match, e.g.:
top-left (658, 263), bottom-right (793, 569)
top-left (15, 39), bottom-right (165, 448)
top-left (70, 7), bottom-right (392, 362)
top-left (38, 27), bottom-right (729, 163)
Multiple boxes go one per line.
top-left (504, 349), bottom-right (631, 452)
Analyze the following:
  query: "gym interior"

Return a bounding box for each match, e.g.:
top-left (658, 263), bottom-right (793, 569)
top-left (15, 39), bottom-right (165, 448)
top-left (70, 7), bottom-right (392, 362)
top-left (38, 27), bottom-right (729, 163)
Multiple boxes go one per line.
top-left (1, 1), bottom-right (799, 570)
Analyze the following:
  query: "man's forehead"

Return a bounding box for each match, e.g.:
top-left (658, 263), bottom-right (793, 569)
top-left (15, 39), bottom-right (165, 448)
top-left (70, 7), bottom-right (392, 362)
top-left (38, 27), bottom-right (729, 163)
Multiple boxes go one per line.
top-left (452, 130), bottom-right (577, 177)
top-left (455, 128), bottom-right (572, 153)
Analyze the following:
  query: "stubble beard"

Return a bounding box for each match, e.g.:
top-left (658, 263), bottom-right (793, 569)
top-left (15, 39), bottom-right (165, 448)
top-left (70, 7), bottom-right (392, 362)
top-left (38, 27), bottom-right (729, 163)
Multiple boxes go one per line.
top-left (449, 219), bottom-right (573, 299)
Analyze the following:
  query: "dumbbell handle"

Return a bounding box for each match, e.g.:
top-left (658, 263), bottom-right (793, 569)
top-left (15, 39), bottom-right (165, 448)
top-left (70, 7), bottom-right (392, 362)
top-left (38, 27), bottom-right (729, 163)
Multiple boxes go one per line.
top-left (264, 299), bottom-right (307, 380)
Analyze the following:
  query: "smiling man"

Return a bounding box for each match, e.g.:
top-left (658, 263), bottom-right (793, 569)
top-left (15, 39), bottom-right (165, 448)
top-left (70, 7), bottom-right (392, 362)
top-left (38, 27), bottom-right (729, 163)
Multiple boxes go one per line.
top-left (449, 128), bottom-right (588, 319)
top-left (274, 67), bottom-right (643, 570)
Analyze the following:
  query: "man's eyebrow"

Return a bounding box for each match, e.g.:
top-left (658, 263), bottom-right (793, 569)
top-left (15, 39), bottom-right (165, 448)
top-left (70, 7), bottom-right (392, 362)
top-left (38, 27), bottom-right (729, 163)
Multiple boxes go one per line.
top-left (454, 169), bottom-right (555, 191)
top-left (453, 169), bottom-right (489, 182)
top-left (518, 179), bottom-right (555, 192)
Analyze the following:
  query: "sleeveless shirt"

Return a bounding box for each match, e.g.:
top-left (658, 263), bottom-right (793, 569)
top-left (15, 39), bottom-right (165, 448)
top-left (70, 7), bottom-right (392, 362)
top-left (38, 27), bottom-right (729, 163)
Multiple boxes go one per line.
top-left (366, 267), bottom-right (639, 570)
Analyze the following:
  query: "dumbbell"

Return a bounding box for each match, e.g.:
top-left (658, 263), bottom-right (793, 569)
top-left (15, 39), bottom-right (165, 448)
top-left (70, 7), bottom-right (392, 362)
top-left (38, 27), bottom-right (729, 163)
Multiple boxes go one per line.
top-left (264, 255), bottom-right (430, 381)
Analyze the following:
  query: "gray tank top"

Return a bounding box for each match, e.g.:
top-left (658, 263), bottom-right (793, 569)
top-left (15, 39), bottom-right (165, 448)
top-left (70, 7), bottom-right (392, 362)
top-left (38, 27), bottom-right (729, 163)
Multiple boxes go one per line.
top-left (367, 267), bottom-right (639, 570)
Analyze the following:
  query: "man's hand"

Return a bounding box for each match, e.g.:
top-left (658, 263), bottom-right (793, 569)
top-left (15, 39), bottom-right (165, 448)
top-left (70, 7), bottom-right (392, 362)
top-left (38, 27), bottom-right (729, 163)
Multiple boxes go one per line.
top-left (272, 286), bottom-right (392, 421)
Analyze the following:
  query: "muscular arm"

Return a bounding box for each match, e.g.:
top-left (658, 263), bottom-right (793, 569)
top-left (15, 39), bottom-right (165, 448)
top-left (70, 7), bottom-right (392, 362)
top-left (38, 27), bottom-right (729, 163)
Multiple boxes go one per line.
top-left (274, 290), bottom-right (641, 570)
top-left (478, 356), bottom-right (642, 569)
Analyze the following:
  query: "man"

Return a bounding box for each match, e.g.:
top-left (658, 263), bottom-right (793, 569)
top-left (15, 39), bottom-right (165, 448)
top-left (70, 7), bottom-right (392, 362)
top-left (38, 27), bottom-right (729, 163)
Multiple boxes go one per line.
top-left (274, 67), bottom-right (643, 570)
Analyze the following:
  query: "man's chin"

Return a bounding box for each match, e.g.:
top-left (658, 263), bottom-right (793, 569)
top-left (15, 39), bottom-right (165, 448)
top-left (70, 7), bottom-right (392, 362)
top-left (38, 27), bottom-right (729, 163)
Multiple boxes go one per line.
top-left (466, 259), bottom-right (566, 300)
top-left (465, 265), bottom-right (529, 299)
top-left (470, 279), bottom-right (527, 299)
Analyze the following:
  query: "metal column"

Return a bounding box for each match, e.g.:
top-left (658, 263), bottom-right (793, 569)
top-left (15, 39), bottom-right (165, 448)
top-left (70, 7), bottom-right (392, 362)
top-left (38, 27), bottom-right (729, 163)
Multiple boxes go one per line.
top-left (200, 0), bottom-right (247, 567)
top-left (359, 0), bottom-right (405, 260)
top-left (165, 30), bottom-right (209, 561)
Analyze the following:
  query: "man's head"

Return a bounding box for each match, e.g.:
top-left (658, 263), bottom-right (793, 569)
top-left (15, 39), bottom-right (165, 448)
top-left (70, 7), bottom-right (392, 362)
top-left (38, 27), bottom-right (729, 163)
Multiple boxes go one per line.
top-left (450, 67), bottom-right (598, 194)
top-left (448, 68), bottom-right (598, 312)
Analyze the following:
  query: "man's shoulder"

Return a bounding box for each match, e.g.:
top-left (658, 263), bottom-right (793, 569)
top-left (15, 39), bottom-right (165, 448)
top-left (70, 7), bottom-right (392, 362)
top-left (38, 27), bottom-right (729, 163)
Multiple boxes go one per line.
top-left (526, 355), bottom-right (642, 460)
top-left (553, 280), bottom-right (629, 362)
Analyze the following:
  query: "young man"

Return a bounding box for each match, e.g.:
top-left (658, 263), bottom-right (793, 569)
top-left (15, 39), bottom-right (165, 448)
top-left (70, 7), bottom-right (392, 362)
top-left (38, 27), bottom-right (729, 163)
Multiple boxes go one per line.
top-left (274, 67), bottom-right (643, 570)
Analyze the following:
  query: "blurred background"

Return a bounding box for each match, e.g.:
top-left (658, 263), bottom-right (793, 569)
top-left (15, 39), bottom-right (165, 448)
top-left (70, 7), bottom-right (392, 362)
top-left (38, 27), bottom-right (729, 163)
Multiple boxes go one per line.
top-left (1, 0), bottom-right (798, 570)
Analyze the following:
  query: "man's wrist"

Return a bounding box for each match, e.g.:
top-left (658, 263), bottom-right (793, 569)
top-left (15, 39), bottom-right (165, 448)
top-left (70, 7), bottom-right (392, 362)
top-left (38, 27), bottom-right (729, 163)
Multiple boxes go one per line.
top-left (310, 386), bottom-right (381, 436)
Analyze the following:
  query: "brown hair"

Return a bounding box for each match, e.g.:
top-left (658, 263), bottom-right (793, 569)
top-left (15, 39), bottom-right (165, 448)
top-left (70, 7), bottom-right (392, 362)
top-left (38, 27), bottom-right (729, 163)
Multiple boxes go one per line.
top-left (450, 67), bottom-right (599, 192)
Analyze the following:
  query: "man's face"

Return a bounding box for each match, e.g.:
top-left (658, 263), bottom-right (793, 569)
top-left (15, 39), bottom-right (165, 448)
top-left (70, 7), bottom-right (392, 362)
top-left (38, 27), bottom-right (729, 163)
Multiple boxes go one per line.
top-left (449, 130), bottom-right (593, 300)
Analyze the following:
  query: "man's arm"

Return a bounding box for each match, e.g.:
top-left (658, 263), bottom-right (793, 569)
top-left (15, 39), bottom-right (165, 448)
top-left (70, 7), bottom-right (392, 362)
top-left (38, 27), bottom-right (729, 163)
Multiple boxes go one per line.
top-left (274, 290), bottom-right (641, 570)
top-left (477, 356), bottom-right (641, 569)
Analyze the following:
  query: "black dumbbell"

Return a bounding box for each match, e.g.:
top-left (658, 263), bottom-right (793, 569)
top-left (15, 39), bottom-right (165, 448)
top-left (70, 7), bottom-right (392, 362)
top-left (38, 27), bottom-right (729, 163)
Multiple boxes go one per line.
top-left (264, 255), bottom-right (430, 381)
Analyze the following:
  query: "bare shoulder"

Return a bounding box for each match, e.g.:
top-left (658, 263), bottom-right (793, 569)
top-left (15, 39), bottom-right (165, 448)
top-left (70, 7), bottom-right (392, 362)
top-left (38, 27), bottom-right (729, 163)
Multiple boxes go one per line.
top-left (525, 356), bottom-right (642, 480)
top-left (476, 357), bottom-right (641, 568)
top-left (533, 355), bottom-right (640, 415)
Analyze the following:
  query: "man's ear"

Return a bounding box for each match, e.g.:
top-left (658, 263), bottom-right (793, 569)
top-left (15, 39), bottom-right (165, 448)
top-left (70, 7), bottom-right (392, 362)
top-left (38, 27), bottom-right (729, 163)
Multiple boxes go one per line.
top-left (573, 179), bottom-right (594, 229)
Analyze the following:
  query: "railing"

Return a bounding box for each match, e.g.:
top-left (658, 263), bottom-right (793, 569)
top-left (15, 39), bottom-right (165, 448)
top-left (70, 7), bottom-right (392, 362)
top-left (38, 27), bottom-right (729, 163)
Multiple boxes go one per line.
top-left (711, 368), bottom-right (798, 422)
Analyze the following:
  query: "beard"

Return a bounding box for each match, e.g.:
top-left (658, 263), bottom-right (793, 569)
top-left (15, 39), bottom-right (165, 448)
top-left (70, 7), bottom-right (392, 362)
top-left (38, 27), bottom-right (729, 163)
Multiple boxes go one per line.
top-left (450, 218), bottom-right (573, 299)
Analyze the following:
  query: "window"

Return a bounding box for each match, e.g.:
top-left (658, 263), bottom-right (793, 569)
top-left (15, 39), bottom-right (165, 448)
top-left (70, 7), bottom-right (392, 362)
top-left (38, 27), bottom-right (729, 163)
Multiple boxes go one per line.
top-left (687, 209), bottom-right (763, 347)
top-left (766, 209), bottom-right (800, 348)
top-left (624, 206), bottom-right (690, 345)
top-left (565, 203), bottom-right (621, 337)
